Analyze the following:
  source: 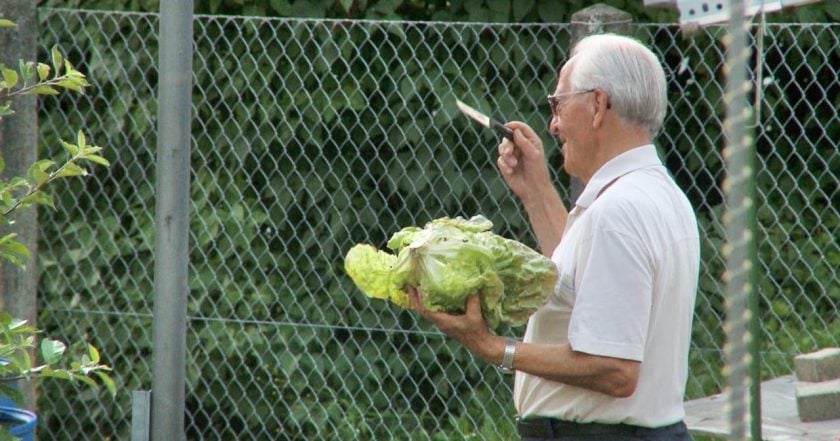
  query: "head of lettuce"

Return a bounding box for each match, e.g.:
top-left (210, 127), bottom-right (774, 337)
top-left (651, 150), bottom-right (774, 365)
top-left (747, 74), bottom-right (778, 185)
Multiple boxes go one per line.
top-left (344, 215), bottom-right (558, 329)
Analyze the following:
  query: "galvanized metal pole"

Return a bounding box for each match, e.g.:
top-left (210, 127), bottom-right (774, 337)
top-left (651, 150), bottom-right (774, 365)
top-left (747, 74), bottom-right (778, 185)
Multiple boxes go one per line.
top-left (131, 390), bottom-right (152, 441)
top-left (747, 17), bottom-right (765, 438)
top-left (720, 0), bottom-right (760, 439)
top-left (152, 0), bottom-right (193, 440)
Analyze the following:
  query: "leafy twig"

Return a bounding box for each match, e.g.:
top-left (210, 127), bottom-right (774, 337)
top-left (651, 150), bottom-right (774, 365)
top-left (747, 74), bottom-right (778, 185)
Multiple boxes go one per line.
top-left (1, 131), bottom-right (109, 217)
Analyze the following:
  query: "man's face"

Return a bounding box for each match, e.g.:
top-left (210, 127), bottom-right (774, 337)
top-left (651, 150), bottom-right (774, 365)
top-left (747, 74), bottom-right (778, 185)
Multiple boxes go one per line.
top-left (548, 62), bottom-right (594, 179)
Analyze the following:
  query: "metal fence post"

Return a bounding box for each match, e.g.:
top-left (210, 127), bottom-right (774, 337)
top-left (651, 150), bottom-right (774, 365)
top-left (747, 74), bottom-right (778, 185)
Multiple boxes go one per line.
top-left (721, 0), bottom-right (762, 438)
top-left (0, 0), bottom-right (39, 410)
top-left (152, 1), bottom-right (193, 440)
top-left (567, 4), bottom-right (632, 205)
top-left (132, 390), bottom-right (152, 441)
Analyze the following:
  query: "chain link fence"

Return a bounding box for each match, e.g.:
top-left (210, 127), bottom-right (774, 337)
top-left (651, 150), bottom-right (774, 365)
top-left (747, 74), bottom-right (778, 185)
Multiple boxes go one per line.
top-left (33, 8), bottom-right (838, 440)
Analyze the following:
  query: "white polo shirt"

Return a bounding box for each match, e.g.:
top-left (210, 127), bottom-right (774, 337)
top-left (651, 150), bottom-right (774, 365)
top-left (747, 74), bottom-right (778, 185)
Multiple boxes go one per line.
top-left (513, 144), bottom-right (700, 427)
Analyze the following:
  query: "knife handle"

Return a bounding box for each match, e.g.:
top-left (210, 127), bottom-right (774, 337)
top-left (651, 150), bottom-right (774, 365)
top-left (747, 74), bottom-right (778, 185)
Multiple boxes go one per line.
top-left (492, 120), bottom-right (514, 142)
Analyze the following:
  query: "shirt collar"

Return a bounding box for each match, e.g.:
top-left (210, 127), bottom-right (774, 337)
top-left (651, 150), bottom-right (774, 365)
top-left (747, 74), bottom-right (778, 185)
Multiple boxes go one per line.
top-left (574, 144), bottom-right (662, 208)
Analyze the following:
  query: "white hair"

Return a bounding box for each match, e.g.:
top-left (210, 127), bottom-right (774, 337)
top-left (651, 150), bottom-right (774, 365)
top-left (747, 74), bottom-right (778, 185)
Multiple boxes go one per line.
top-left (569, 33), bottom-right (667, 136)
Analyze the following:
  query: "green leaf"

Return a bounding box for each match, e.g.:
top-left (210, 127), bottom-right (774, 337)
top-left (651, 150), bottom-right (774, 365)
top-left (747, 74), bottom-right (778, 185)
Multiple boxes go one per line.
top-left (55, 162), bottom-right (87, 178)
top-left (289, 0), bottom-right (325, 17)
top-left (66, 70), bottom-right (88, 83)
top-left (10, 324), bottom-right (38, 335)
top-left (40, 367), bottom-right (71, 380)
top-left (2, 67), bottom-right (18, 89)
top-left (17, 191), bottom-right (54, 210)
top-left (368, 0), bottom-right (400, 17)
top-left (512, 0), bottom-right (536, 21)
top-left (41, 338), bottom-right (67, 365)
top-left (21, 349), bottom-right (32, 373)
top-left (269, 0), bottom-right (290, 14)
top-left (95, 371), bottom-right (117, 397)
top-left (55, 78), bottom-right (85, 93)
top-left (18, 60), bottom-right (34, 84)
top-left (51, 46), bottom-right (64, 75)
top-left (31, 85), bottom-right (58, 95)
top-left (7, 317), bottom-right (28, 331)
top-left (26, 159), bottom-right (55, 185)
top-left (77, 130), bottom-right (87, 149)
top-left (37, 63), bottom-right (51, 82)
top-left (74, 374), bottom-right (99, 389)
top-left (487, 0), bottom-right (510, 15)
top-left (81, 145), bottom-right (103, 155)
top-left (7, 177), bottom-right (27, 190)
top-left (84, 154), bottom-right (110, 167)
top-left (61, 140), bottom-right (79, 156)
top-left (88, 344), bottom-right (101, 364)
top-left (0, 19), bottom-right (17, 28)
top-left (0, 101), bottom-right (13, 118)
top-left (0, 234), bottom-right (31, 267)
top-left (537, 0), bottom-right (566, 22)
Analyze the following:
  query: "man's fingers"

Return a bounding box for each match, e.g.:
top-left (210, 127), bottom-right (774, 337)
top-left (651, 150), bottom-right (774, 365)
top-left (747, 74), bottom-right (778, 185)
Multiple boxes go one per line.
top-left (497, 155), bottom-right (515, 176)
top-left (465, 294), bottom-right (482, 316)
top-left (406, 286), bottom-right (424, 312)
top-left (497, 123), bottom-right (542, 170)
top-left (511, 127), bottom-right (536, 158)
top-left (497, 138), bottom-right (514, 156)
top-left (503, 121), bottom-right (543, 159)
top-left (497, 138), bottom-right (519, 174)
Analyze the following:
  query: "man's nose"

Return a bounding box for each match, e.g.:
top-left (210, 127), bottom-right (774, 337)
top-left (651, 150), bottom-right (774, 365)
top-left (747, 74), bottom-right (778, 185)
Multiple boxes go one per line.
top-left (548, 115), bottom-right (560, 137)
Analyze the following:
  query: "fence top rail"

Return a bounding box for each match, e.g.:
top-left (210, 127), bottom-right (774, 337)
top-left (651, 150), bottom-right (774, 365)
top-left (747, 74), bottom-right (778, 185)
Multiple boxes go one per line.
top-left (38, 7), bottom-right (840, 29)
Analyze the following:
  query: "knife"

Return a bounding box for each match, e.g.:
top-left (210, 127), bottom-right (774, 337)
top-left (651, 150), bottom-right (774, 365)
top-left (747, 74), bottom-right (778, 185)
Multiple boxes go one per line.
top-left (455, 99), bottom-right (514, 142)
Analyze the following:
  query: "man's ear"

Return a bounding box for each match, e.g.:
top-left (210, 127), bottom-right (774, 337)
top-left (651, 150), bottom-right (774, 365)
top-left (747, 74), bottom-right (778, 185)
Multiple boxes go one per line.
top-left (591, 89), bottom-right (610, 129)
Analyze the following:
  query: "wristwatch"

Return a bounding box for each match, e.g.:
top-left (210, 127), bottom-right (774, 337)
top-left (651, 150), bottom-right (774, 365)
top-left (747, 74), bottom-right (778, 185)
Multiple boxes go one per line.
top-left (498, 338), bottom-right (518, 374)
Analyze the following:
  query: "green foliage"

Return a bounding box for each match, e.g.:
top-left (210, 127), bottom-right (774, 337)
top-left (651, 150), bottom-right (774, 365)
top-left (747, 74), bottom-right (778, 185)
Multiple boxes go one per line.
top-left (0, 312), bottom-right (115, 401)
top-left (0, 46), bottom-right (104, 267)
top-left (0, 26), bottom-right (115, 438)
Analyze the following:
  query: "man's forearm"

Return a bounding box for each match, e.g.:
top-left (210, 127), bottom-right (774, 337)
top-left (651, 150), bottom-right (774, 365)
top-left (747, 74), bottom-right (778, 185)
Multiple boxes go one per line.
top-left (520, 185), bottom-right (568, 256)
top-left (468, 332), bottom-right (639, 398)
top-left (511, 342), bottom-right (640, 398)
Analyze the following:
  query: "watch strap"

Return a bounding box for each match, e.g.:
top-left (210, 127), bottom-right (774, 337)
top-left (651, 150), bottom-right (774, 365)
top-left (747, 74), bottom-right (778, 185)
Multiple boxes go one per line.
top-left (499, 338), bottom-right (517, 373)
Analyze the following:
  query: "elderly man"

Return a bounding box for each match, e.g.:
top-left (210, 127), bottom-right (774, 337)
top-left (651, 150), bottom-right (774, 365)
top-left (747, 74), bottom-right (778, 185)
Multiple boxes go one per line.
top-left (408, 33), bottom-right (699, 440)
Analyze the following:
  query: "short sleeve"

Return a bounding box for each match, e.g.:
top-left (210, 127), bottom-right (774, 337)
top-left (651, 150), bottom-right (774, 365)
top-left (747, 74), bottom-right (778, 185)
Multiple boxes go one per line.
top-left (567, 219), bottom-right (653, 361)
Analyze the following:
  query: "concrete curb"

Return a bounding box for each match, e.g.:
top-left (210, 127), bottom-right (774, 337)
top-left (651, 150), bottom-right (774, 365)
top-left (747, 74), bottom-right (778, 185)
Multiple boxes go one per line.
top-left (795, 348), bottom-right (840, 422)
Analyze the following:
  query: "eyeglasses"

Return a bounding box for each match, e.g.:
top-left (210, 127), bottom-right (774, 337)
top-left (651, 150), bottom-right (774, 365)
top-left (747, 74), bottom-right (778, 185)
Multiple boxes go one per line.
top-left (547, 89), bottom-right (596, 117)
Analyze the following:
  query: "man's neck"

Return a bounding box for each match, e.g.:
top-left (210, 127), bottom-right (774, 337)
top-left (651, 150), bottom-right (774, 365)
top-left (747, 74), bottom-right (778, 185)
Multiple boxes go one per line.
top-left (579, 128), bottom-right (652, 184)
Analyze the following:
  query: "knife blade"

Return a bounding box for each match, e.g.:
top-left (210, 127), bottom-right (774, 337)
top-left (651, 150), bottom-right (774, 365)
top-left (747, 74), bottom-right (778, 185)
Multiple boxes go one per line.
top-left (455, 99), bottom-right (514, 141)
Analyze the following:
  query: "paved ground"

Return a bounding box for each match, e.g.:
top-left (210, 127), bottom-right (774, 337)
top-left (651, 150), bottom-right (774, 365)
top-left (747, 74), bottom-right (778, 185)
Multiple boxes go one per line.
top-left (685, 375), bottom-right (840, 440)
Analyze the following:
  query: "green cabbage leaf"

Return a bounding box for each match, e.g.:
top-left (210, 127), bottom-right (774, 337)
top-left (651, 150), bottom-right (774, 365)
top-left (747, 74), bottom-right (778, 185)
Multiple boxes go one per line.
top-left (344, 215), bottom-right (558, 328)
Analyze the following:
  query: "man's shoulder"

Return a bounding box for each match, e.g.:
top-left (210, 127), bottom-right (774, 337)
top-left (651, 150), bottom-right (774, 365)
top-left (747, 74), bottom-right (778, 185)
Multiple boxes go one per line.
top-left (590, 172), bottom-right (696, 228)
